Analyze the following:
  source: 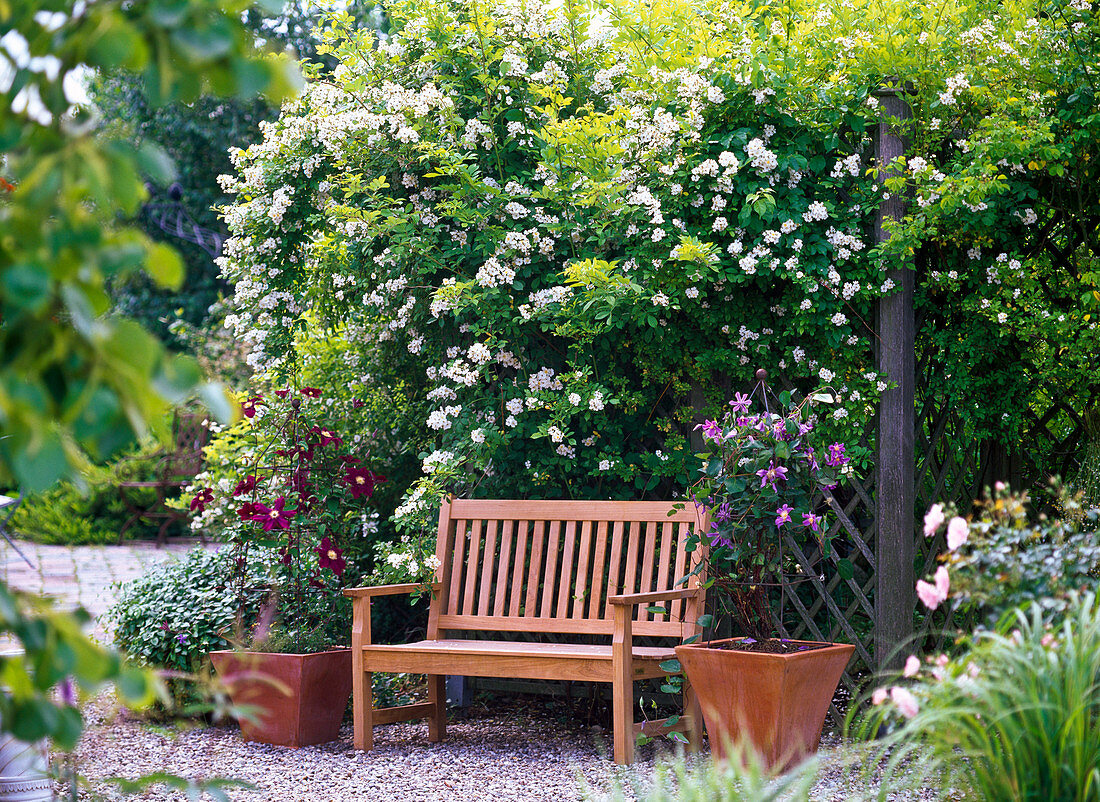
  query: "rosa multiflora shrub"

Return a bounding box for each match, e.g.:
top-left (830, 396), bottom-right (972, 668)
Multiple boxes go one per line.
top-left (217, 0), bottom-right (892, 569)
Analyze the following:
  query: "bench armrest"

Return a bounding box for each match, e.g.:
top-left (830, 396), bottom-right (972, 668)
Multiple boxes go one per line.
top-left (343, 583), bottom-right (440, 599)
top-left (607, 588), bottom-right (698, 606)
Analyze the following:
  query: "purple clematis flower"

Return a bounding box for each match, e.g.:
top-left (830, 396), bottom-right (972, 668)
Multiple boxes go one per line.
top-left (802, 512), bottom-right (820, 532)
top-left (775, 504), bottom-right (794, 527)
top-left (756, 461), bottom-right (788, 489)
top-left (250, 496), bottom-right (297, 531)
top-left (715, 501), bottom-right (733, 522)
top-left (826, 442), bottom-right (851, 467)
top-left (695, 419), bottom-right (723, 442)
top-left (729, 392), bottom-right (752, 413)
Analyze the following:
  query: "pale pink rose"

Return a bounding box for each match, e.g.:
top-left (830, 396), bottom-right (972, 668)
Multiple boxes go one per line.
top-left (935, 565), bottom-right (950, 598)
top-left (903, 655), bottom-right (920, 677)
top-left (935, 653), bottom-right (949, 667)
top-left (917, 578), bottom-right (945, 610)
top-left (872, 687), bottom-right (888, 705)
top-left (923, 503), bottom-right (946, 537)
top-left (946, 516), bottom-right (969, 551)
top-left (1041, 633), bottom-right (1056, 647)
top-left (916, 567), bottom-right (950, 610)
top-left (890, 686), bottom-right (920, 719)
top-left (994, 481), bottom-right (1006, 492)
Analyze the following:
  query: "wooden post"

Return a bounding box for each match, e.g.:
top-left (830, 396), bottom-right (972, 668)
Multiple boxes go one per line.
top-left (874, 87), bottom-right (915, 671)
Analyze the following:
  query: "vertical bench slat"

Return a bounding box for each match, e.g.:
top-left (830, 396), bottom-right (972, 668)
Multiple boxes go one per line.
top-left (447, 519), bottom-right (468, 615)
top-left (654, 520), bottom-right (674, 622)
top-left (672, 520), bottom-right (690, 621)
top-left (509, 520), bottom-right (528, 616)
top-left (428, 500), bottom-right (455, 639)
top-left (604, 520), bottom-right (625, 618)
top-left (493, 519), bottom-right (514, 617)
top-left (525, 520), bottom-right (546, 617)
top-left (556, 520), bottom-right (577, 618)
top-left (639, 520), bottom-right (658, 620)
top-left (572, 520), bottom-right (593, 619)
top-left (477, 519), bottom-right (499, 616)
top-left (540, 520), bottom-right (562, 618)
top-left (622, 520), bottom-right (640, 605)
top-left (588, 520), bottom-right (609, 619)
top-left (462, 519), bottom-right (483, 615)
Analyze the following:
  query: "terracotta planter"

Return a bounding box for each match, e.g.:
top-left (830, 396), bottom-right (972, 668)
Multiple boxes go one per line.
top-left (210, 649), bottom-right (352, 747)
top-left (675, 638), bottom-right (854, 770)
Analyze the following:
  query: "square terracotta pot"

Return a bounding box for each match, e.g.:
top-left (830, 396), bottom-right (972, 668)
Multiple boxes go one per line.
top-left (210, 649), bottom-right (352, 747)
top-left (675, 638), bottom-right (854, 770)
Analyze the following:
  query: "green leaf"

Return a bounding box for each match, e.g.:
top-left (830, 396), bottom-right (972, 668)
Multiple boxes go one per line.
top-left (12, 430), bottom-right (68, 492)
top-left (145, 242), bottom-right (185, 289)
top-left (658, 658), bottom-right (681, 673)
top-left (1, 263), bottom-right (52, 315)
top-left (135, 143), bottom-right (178, 185)
top-left (696, 614), bottom-right (714, 628)
top-left (837, 558), bottom-right (855, 581)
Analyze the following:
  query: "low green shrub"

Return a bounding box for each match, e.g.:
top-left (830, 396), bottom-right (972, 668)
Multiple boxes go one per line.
top-left (9, 483), bottom-right (122, 545)
top-left (11, 444), bottom-right (175, 545)
top-left (107, 547), bottom-right (270, 705)
top-left (857, 592), bottom-right (1100, 802)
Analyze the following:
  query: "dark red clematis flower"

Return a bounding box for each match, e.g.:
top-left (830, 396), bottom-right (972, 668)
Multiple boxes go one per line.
top-left (352, 399), bottom-right (366, 408)
top-left (307, 569), bottom-right (326, 589)
top-left (237, 501), bottom-right (261, 520)
top-left (233, 475), bottom-right (257, 496)
top-left (316, 537), bottom-right (346, 577)
top-left (310, 426), bottom-right (343, 447)
top-left (277, 546), bottom-right (293, 566)
top-left (274, 388), bottom-right (290, 399)
top-left (300, 387), bottom-right (322, 398)
top-left (241, 395), bottom-right (264, 418)
top-left (249, 496), bottom-right (297, 531)
top-left (345, 467), bottom-right (385, 499)
top-left (189, 487), bottom-right (214, 512)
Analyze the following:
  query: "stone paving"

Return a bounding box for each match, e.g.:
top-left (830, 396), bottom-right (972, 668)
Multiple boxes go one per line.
top-left (0, 538), bottom-right (204, 651)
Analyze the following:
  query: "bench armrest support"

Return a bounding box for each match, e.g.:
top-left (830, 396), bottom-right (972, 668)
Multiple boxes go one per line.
top-left (607, 588), bottom-right (698, 606)
top-left (343, 583), bottom-right (440, 599)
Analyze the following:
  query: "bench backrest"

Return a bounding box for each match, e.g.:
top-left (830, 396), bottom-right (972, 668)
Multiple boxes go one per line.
top-left (428, 499), bottom-right (706, 639)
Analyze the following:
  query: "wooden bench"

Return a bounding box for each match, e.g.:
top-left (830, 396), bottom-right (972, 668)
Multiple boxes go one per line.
top-left (344, 498), bottom-right (707, 764)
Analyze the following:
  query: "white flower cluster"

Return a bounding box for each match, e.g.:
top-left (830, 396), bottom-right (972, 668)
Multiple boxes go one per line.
top-left (830, 154), bottom-right (861, 178)
top-left (745, 138), bottom-right (778, 173)
top-left (476, 257), bottom-right (516, 288)
top-left (422, 450), bottom-right (456, 471)
top-left (529, 366), bottom-right (562, 391)
top-left (803, 201), bottom-right (829, 222)
top-left (938, 72), bottom-right (970, 106)
top-left (427, 405), bottom-right (462, 430)
top-left (519, 285), bottom-right (572, 319)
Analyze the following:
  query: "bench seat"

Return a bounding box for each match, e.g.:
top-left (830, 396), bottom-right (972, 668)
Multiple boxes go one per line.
top-left (361, 639), bottom-right (676, 682)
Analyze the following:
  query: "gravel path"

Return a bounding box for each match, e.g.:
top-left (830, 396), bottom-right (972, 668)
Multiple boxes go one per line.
top-left (63, 694), bottom-right (922, 802)
top-left (68, 694), bottom-right (671, 802)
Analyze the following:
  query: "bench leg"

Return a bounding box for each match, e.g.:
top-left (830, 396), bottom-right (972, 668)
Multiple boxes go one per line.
top-left (682, 672), bottom-right (703, 754)
top-left (612, 670), bottom-right (635, 765)
top-left (427, 674), bottom-right (446, 743)
top-left (353, 665), bottom-right (373, 750)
